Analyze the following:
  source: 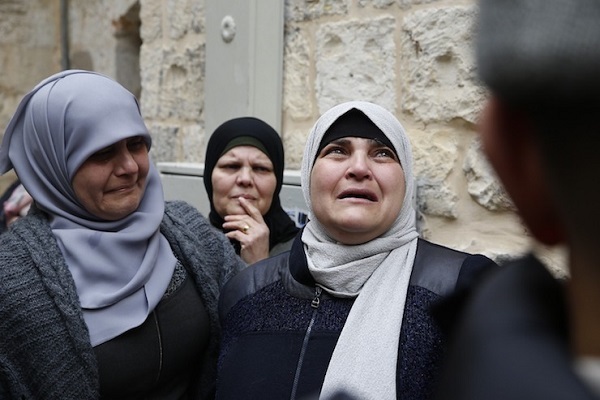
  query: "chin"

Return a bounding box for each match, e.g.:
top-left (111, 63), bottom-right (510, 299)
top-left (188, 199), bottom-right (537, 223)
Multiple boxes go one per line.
top-left (105, 201), bottom-right (142, 221)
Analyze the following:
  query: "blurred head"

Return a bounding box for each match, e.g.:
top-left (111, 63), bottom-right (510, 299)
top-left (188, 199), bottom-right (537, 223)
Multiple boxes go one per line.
top-left (204, 117), bottom-right (283, 219)
top-left (301, 102), bottom-right (415, 245)
top-left (476, 0), bottom-right (600, 247)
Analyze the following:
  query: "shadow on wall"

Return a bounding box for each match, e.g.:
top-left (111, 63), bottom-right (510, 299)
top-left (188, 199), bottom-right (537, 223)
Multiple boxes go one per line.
top-left (114, 2), bottom-right (141, 99)
top-left (68, 2), bottom-right (141, 99)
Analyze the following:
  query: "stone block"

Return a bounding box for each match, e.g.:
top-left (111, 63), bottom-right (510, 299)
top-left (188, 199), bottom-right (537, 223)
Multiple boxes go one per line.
top-left (140, 0), bottom-right (162, 43)
top-left (166, 0), bottom-right (204, 39)
top-left (283, 26), bottom-right (313, 121)
top-left (181, 124), bottom-right (205, 163)
top-left (140, 43), bottom-right (204, 121)
top-left (147, 123), bottom-right (181, 162)
top-left (285, 0), bottom-right (349, 22)
top-left (400, 6), bottom-right (485, 124)
top-left (464, 138), bottom-right (515, 211)
top-left (397, 0), bottom-right (442, 9)
top-left (315, 16), bottom-right (397, 114)
top-left (411, 129), bottom-right (459, 218)
top-left (283, 126), bottom-right (311, 170)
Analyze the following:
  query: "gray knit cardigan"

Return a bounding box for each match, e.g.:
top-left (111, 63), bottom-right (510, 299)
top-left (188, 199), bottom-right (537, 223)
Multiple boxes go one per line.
top-left (0, 200), bottom-right (244, 399)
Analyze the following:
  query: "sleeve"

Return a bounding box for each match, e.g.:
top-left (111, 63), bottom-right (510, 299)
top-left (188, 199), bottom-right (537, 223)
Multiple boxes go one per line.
top-left (431, 253), bottom-right (499, 337)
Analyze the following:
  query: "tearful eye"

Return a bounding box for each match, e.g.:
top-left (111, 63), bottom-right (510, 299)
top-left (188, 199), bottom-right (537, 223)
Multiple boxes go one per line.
top-left (127, 137), bottom-right (147, 151)
top-left (373, 147), bottom-right (397, 160)
top-left (89, 146), bottom-right (114, 161)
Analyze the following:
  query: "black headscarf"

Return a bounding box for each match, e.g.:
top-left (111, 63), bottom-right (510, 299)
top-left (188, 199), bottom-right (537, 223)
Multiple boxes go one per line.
top-left (203, 117), bottom-right (299, 251)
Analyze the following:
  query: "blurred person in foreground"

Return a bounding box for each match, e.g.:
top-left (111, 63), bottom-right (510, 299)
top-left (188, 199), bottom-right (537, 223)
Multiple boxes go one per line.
top-left (0, 70), bottom-right (244, 399)
top-left (435, 0), bottom-right (600, 399)
top-left (203, 117), bottom-right (299, 264)
top-left (216, 101), bottom-right (496, 400)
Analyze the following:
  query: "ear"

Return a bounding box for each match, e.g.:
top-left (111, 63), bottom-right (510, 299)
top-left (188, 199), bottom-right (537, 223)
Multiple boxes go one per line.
top-left (479, 96), bottom-right (566, 245)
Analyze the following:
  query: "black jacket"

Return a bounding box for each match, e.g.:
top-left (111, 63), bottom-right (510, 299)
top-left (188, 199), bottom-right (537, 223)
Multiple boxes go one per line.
top-left (435, 254), bottom-right (598, 400)
top-left (217, 236), bottom-right (495, 400)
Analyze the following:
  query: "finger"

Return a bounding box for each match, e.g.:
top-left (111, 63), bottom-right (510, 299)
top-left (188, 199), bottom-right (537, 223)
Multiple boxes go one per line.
top-left (241, 223), bottom-right (251, 234)
top-left (225, 230), bottom-right (247, 243)
top-left (222, 220), bottom-right (252, 233)
top-left (223, 214), bottom-right (249, 223)
top-left (238, 197), bottom-right (266, 223)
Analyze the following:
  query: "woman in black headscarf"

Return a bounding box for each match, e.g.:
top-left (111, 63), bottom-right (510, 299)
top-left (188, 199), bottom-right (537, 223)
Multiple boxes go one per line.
top-left (204, 117), bottom-right (299, 264)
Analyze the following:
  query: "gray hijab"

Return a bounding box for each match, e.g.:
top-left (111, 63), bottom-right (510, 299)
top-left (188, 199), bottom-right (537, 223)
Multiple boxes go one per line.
top-left (301, 101), bottom-right (419, 399)
top-left (0, 70), bottom-right (176, 346)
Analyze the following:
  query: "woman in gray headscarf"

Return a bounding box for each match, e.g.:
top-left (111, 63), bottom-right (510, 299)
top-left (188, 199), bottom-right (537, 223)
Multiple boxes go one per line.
top-left (216, 101), bottom-right (497, 400)
top-left (0, 70), bottom-right (244, 399)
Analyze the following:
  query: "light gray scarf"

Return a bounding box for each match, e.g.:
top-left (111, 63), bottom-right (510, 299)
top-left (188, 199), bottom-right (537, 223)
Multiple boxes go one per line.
top-left (0, 70), bottom-right (176, 346)
top-left (301, 101), bottom-right (418, 399)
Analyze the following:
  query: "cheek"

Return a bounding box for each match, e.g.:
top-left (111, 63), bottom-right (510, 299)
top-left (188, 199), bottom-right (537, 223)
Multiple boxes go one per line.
top-left (257, 175), bottom-right (277, 213)
top-left (72, 167), bottom-right (105, 212)
top-left (137, 156), bottom-right (150, 180)
top-left (310, 163), bottom-right (336, 200)
top-left (211, 171), bottom-right (228, 196)
top-left (309, 170), bottom-right (329, 219)
top-left (262, 175), bottom-right (277, 199)
top-left (382, 166), bottom-right (406, 213)
top-left (210, 171), bottom-right (233, 215)
top-left (72, 167), bottom-right (95, 196)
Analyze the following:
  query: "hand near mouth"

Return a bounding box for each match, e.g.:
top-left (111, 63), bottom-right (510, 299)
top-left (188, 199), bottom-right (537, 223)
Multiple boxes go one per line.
top-left (223, 197), bottom-right (270, 264)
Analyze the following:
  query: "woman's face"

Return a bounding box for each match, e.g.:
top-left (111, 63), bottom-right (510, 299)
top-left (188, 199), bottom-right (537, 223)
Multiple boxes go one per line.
top-left (211, 145), bottom-right (277, 217)
top-left (310, 136), bottom-right (405, 244)
top-left (72, 136), bottom-right (149, 221)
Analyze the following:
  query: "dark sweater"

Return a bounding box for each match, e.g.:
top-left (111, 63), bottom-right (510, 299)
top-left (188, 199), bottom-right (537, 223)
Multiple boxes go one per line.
top-left (0, 201), bottom-right (244, 399)
top-left (216, 237), bottom-right (496, 400)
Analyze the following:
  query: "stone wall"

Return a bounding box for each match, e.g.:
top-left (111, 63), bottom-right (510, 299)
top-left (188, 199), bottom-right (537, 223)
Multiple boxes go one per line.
top-left (0, 0), bottom-right (60, 191)
top-left (0, 0), bottom-right (567, 275)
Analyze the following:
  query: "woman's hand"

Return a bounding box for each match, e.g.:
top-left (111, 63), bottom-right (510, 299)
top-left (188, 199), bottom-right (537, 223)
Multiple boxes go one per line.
top-left (222, 197), bottom-right (270, 264)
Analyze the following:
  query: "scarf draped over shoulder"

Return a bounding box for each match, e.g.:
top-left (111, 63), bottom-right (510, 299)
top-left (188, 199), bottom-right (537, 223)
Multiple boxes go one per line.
top-left (300, 101), bottom-right (419, 399)
top-left (0, 70), bottom-right (176, 346)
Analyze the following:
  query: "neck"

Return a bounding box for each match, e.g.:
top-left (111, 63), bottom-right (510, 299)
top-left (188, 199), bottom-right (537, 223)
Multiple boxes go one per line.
top-left (568, 247), bottom-right (600, 357)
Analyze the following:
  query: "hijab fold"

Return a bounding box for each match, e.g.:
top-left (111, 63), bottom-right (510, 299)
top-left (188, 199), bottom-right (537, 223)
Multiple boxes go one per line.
top-left (300, 101), bottom-right (419, 399)
top-left (0, 70), bottom-right (176, 346)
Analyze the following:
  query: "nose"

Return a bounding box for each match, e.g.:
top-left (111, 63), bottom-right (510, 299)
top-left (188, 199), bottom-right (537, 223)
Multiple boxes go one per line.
top-left (114, 149), bottom-right (139, 176)
top-left (346, 152), bottom-right (372, 180)
top-left (236, 166), bottom-right (254, 187)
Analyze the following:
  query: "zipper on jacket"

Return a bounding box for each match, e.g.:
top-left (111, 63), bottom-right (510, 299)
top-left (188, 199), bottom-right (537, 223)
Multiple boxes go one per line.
top-left (290, 286), bottom-right (322, 400)
top-left (311, 286), bottom-right (322, 308)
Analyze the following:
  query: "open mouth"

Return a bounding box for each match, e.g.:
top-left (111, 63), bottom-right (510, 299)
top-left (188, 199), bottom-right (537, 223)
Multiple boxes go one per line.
top-left (338, 189), bottom-right (377, 202)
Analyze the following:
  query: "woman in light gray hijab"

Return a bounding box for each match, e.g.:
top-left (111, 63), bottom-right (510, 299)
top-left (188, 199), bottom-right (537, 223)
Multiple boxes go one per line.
top-left (216, 101), bottom-right (497, 400)
top-left (0, 70), bottom-right (244, 399)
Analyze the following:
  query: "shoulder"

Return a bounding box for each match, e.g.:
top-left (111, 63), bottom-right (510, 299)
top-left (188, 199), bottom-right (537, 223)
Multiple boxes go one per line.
top-left (162, 200), bottom-right (244, 281)
top-left (163, 200), bottom-right (209, 227)
top-left (435, 256), bottom-right (590, 399)
top-left (270, 237), bottom-right (295, 256)
top-left (464, 255), bottom-right (562, 322)
top-left (0, 208), bottom-right (54, 258)
top-left (161, 201), bottom-right (220, 243)
top-left (410, 238), bottom-right (497, 297)
top-left (218, 252), bottom-right (289, 322)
